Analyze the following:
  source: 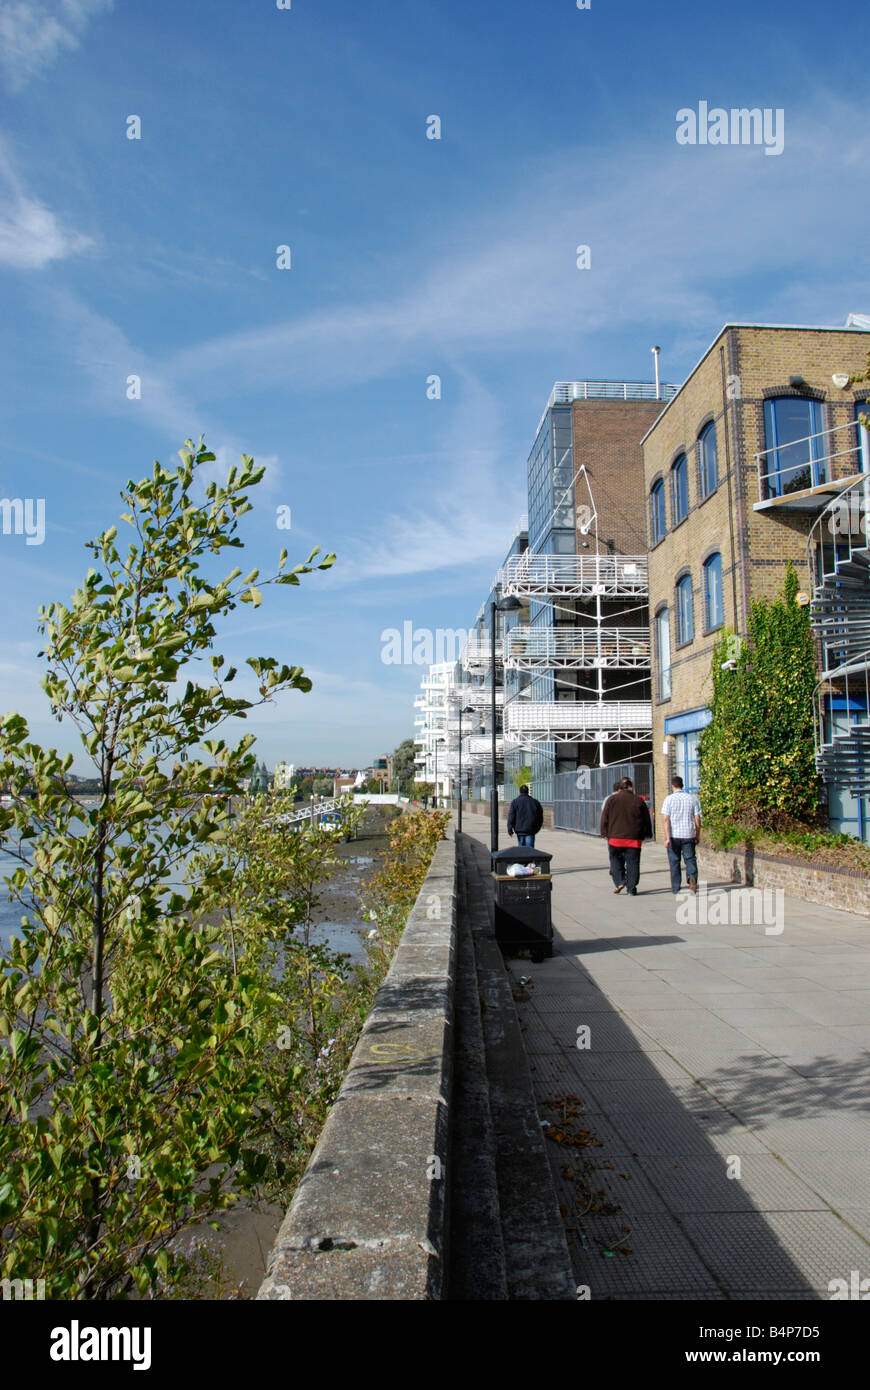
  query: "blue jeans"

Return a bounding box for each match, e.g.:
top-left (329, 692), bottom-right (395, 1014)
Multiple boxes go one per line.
top-left (667, 837), bottom-right (698, 893)
top-left (516, 833), bottom-right (535, 847)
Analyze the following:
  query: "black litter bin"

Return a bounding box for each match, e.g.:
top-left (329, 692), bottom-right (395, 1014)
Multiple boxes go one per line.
top-left (491, 845), bottom-right (553, 961)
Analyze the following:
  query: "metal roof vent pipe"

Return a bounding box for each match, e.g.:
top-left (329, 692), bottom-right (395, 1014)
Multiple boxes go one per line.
top-left (652, 346), bottom-right (662, 400)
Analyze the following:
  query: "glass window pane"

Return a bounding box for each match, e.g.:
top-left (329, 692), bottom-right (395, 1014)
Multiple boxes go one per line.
top-left (699, 423), bottom-right (718, 497)
top-left (763, 399), bottom-right (826, 497)
top-left (704, 554), bottom-right (723, 629)
top-left (656, 608), bottom-right (671, 698)
top-left (672, 456), bottom-right (688, 524)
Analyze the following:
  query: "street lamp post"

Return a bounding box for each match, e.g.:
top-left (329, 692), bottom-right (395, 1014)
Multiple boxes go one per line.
top-left (490, 596), bottom-right (522, 852)
top-left (457, 704), bottom-right (474, 834)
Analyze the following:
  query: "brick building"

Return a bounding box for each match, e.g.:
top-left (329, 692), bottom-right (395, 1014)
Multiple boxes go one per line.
top-left (641, 321), bottom-right (870, 838)
top-left (500, 383), bottom-right (677, 800)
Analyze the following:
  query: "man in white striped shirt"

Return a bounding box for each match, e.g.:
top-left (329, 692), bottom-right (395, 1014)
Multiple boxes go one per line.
top-left (660, 776), bottom-right (701, 895)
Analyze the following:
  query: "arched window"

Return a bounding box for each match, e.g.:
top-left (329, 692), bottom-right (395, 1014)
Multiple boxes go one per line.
top-left (650, 479), bottom-right (666, 545)
top-left (762, 397), bottom-right (826, 497)
top-left (676, 573), bottom-right (694, 645)
top-left (698, 421), bottom-right (718, 498)
top-left (704, 553), bottom-right (723, 631)
top-left (655, 607), bottom-right (671, 699)
top-left (671, 454), bottom-right (688, 525)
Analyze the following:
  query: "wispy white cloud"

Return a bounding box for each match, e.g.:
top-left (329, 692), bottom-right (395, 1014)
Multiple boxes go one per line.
top-left (162, 103), bottom-right (870, 403)
top-left (0, 138), bottom-right (93, 269)
top-left (0, 0), bottom-right (113, 91)
top-left (41, 286), bottom-right (282, 491)
top-left (332, 368), bottom-right (524, 583)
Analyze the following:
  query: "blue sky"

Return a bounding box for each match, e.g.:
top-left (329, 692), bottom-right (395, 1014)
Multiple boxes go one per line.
top-left (1, 0), bottom-right (869, 770)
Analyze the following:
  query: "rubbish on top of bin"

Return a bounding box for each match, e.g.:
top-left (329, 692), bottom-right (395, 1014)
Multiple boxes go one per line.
top-left (505, 862), bottom-right (539, 877)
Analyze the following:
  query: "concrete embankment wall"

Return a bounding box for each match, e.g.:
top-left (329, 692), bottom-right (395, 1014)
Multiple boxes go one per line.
top-left (257, 838), bottom-right (457, 1300)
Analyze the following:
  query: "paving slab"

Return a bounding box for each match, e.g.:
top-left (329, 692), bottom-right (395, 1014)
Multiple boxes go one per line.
top-left (460, 820), bottom-right (870, 1300)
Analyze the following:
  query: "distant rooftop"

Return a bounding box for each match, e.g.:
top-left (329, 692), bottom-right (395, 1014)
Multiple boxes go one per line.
top-left (536, 380), bottom-right (679, 436)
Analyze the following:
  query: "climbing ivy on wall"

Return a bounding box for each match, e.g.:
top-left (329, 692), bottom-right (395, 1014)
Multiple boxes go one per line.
top-left (698, 563), bottom-right (821, 830)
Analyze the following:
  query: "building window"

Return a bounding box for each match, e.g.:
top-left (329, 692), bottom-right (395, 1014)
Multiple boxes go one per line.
top-left (704, 553), bottom-right (723, 630)
top-left (698, 421), bottom-right (718, 498)
top-left (655, 607), bottom-right (671, 699)
top-left (674, 730), bottom-right (701, 793)
top-left (762, 397), bottom-right (827, 498)
top-left (650, 479), bottom-right (666, 545)
top-left (671, 454), bottom-right (688, 525)
top-left (675, 573), bottom-right (694, 645)
top-left (855, 400), bottom-right (870, 473)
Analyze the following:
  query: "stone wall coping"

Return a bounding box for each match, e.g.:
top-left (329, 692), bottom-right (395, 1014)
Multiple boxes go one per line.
top-left (257, 836), bottom-right (457, 1301)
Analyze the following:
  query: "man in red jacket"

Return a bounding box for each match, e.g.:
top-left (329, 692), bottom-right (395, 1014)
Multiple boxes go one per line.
top-left (599, 777), bottom-right (653, 896)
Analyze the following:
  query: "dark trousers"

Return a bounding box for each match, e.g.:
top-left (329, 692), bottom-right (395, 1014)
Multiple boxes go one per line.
top-left (667, 838), bottom-right (698, 893)
top-left (516, 832), bottom-right (535, 847)
top-left (608, 844), bottom-right (641, 892)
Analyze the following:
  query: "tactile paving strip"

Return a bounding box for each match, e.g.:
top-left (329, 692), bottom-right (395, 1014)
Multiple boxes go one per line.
top-left (679, 1211), bottom-right (870, 1293)
top-left (635, 1155), bottom-right (830, 1214)
top-left (570, 1212), bottom-right (724, 1296)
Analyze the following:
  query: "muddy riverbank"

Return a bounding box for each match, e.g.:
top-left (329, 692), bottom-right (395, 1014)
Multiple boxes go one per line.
top-left (170, 802), bottom-right (402, 1298)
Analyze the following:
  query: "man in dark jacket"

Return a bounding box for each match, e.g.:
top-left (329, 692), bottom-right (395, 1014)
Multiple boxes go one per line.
top-left (599, 777), bottom-right (653, 896)
top-left (507, 784), bottom-right (544, 847)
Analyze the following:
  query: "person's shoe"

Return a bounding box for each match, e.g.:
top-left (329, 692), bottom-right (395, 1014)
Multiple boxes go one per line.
top-left (613, 884), bottom-right (624, 894)
top-left (628, 888), bottom-right (638, 896)
top-left (688, 877), bottom-right (698, 894)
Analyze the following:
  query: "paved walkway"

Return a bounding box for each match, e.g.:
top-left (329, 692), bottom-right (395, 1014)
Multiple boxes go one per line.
top-left (460, 819), bottom-right (870, 1300)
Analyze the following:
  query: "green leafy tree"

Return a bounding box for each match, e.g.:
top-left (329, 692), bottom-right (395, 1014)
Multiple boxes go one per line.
top-left (312, 776), bottom-right (333, 797)
top-left (0, 438), bottom-right (335, 1298)
top-left (389, 738), bottom-right (417, 795)
top-left (188, 795), bottom-right (368, 1202)
top-left (511, 765), bottom-right (533, 793)
top-left (698, 563), bottom-right (821, 831)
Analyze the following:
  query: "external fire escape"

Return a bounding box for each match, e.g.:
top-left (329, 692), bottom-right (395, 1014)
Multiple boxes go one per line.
top-left (500, 552), bottom-right (653, 755)
top-left (807, 470), bottom-right (870, 799)
top-left (753, 416), bottom-right (870, 824)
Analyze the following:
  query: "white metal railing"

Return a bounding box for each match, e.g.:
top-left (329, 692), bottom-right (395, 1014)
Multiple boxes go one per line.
top-left (503, 700), bottom-right (652, 745)
top-left (756, 418), bottom-right (868, 505)
top-left (812, 665), bottom-right (870, 791)
top-left (466, 735), bottom-right (504, 756)
top-left (460, 634), bottom-right (500, 669)
top-left (502, 554), bottom-right (648, 597)
top-left (504, 625), bottom-right (651, 669)
top-left (808, 472), bottom-right (870, 590)
top-left (451, 685), bottom-right (504, 707)
top-left (535, 380), bottom-right (677, 436)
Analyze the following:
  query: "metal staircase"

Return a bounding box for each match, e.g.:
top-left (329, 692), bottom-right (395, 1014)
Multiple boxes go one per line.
top-left (808, 476), bottom-right (870, 795)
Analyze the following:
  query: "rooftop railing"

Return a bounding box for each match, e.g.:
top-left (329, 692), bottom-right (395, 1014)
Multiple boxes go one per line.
top-left (535, 380), bottom-right (677, 435)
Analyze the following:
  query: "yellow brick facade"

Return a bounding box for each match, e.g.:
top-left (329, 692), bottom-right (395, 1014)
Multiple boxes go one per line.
top-left (641, 324), bottom-right (870, 809)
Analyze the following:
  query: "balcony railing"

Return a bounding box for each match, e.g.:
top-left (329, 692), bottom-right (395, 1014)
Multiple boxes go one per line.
top-left (756, 418), bottom-right (868, 510)
top-left (503, 700), bottom-right (652, 745)
top-left (460, 634), bottom-right (501, 669)
top-left (465, 735), bottom-right (504, 757)
top-left (451, 685), bottom-right (504, 707)
top-left (535, 380), bottom-right (677, 435)
top-left (502, 554), bottom-right (648, 598)
top-left (504, 625), bottom-right (651, 669)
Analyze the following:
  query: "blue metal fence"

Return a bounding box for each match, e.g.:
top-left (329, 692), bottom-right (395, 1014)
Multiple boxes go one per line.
top-left (552, 762), bottom-right (654, 837)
